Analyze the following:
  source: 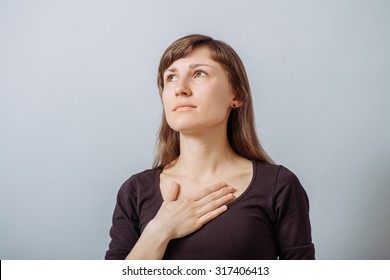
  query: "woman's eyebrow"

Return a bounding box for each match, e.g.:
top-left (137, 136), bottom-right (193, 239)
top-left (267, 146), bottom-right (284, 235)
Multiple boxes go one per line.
top-left (189, 63), bottom-right (214, 69)
top-left (165, 63), bottom-right (214, 74)
top-left (165, 67), bottom-right (177, 73)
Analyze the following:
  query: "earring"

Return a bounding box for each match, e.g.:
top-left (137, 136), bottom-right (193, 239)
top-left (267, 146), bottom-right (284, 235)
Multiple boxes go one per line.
top-left (232, 103), bottom-right (237, 109)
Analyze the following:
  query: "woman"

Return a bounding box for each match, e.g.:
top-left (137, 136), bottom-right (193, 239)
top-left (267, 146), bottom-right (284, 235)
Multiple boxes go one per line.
top-left (105, 34), bottom-right (315, 260)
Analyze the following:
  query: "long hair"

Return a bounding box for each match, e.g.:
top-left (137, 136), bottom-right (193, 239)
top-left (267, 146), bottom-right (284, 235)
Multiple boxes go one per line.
top-left (153, 34), bottom-right (273, 167)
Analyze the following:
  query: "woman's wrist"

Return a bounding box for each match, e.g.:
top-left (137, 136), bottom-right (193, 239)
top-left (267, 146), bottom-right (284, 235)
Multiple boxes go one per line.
top-left (125, 219), bottom-right (171, 260)
top-left (145, 219), bottom-right (172, 244)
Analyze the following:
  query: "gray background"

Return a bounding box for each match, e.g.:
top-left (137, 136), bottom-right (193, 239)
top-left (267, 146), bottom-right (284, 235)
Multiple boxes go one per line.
top-left (1, 0), bottom-right (389, 259)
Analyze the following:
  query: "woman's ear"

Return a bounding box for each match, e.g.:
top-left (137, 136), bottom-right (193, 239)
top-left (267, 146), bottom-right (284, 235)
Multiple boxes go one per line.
top-left (232, 96), bottom-right (244, 108)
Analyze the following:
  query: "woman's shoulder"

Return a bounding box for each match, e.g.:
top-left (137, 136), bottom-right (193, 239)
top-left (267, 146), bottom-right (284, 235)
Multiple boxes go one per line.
top-left (118, 166), bottom-right (162, 194)
top-left (255, 159), bottom-right (299, 176)
top-left (253, 160), bottom-right (309, 210)
top-left (254, 160), bottom-right (303, 190)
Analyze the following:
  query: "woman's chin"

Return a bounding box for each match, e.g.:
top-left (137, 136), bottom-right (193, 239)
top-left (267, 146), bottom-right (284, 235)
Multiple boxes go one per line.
top-left (169, 123), bottom-right (204, 135)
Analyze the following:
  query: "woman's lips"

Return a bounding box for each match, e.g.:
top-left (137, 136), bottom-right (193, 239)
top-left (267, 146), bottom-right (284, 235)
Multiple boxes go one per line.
top-left (173, 105), bottom-right (197, 111)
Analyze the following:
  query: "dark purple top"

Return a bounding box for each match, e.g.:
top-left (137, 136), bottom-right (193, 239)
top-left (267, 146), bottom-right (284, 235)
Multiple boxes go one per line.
top-left (105, 161), bottom-right (315, 259)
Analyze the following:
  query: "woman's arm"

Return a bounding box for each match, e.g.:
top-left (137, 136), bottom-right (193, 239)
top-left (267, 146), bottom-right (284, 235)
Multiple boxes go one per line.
top-left (126, 181), bottom-right (235, 259)
top-left (273, 166), bottom-right (315, 260)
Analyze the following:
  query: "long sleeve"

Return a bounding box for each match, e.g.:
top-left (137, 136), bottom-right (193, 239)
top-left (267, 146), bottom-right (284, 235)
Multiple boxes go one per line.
top-left (105, 178), bottom-right (140, 260)
top-left (273, 166), bottom-right (315, 259)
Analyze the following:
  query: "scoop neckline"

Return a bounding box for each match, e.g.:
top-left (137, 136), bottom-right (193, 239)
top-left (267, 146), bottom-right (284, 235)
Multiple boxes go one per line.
top-left (154, 160), bottom-right (257, 207)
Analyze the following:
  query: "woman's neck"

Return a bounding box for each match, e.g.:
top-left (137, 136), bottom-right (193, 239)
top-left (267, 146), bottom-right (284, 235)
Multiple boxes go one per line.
top-left (171, 129), bottom-right (238, 180)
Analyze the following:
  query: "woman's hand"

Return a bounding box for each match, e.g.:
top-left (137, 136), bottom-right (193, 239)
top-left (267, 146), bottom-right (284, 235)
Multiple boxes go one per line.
top-left (149, 181), bottom-right (235, 240)
top-left (126, 181), bottom-right (235, 259)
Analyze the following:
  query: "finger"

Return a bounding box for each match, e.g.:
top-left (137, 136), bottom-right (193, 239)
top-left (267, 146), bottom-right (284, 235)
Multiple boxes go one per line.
top-left (196, 192), bottom-right (234, 217)
top-left (197, 205), bottom-right (228, 225)
top-left (165, 181), bottom-right (180, 202)
top-left (195, 184), bottom-right (236, 207)
top-left (192, 182), bottom-right (231, 201)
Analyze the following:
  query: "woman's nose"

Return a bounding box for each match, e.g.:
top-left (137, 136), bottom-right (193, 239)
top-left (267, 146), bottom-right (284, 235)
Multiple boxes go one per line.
top-left (175, 80), bottom-right (192, 97)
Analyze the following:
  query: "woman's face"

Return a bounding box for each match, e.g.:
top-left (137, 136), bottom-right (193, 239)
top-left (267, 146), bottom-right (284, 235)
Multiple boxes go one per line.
top-left (162, 46), bottom-right (236, 134)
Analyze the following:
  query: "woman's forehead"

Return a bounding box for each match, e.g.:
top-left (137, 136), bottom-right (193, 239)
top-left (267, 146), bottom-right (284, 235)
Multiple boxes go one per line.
top-left (164, 47), bottom-right (218, 71)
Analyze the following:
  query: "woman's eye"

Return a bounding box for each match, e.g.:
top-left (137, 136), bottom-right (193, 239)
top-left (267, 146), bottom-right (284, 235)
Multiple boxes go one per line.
top-left (195, 71), bottom-right (207, 78)
top-left (166, 74), bottom-right (177, 82)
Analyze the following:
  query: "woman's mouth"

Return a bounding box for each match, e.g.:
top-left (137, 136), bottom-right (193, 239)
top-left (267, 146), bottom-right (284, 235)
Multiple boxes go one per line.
top-left (173, 105), bottom-right (197, 111)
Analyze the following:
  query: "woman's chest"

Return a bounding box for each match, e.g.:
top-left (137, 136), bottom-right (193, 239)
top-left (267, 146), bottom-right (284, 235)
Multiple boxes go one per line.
top-left (137, 189), bottom-right (276, 260)
top-left (163, 200), bottom-right (276, 259)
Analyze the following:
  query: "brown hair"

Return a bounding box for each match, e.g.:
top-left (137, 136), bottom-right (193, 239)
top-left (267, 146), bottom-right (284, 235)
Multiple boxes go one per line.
top-left (153, 34), bottom-right (273, 167)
